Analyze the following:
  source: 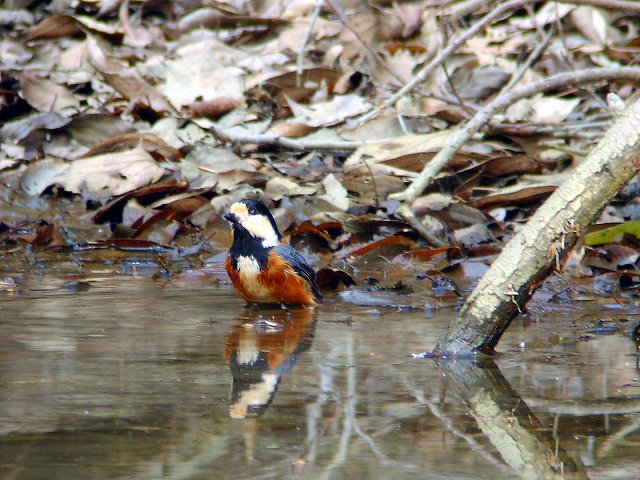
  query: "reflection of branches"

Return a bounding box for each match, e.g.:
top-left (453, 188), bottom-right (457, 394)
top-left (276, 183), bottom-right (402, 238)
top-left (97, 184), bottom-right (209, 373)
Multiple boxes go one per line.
top-left (315, 330), bottom-right (423, 479)
top-left (596, 415), bottom-right (640, 458)
top-left (525, 397), bottom-right (640, 415)
top-left (322, 330), bottom-right (354, 479)
top-left (441, 359), bottom-right (588, 480)
top-left (391, 365), bottom-right (509, 471)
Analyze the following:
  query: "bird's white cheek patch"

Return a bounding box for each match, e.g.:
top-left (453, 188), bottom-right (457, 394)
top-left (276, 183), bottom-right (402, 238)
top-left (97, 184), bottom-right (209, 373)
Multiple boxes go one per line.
top-left (237, 255), bottom-right (274, 301)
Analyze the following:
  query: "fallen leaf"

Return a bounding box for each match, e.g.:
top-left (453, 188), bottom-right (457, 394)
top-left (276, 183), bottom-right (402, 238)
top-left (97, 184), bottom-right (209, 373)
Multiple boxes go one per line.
top-left (344, 131), bottom-right (458, 175)
top-left (288, 94), bottom-right (371, 127)
top-left (320, 174), bottom-right (349, 211)
top-left (265, 177), bottom-right (316, 201)
top-left (586, 220), bottom-right (640, 246)
top-left (266, 123), bottom-right (314, 138)
top-left (101, 72), bottom-right (172, 113)
top-left (25, 15), bottom-right (81, 40)
top-left (19, 72), bottom-right (80, 113)
top-left (335, 235), bottom-right (418, 259)
top-left (189, 98), bottom-right (240, 119)
top-left (570, 6), bottom-right (611, 48)
top-left (530, 95), bottom-right (581, 123)
top-left (157, 35), bottom-right (246, 110)
top-left (471, 185), bottom-right (557, 210)
top-left (20, 148), bottom-right (166, 200)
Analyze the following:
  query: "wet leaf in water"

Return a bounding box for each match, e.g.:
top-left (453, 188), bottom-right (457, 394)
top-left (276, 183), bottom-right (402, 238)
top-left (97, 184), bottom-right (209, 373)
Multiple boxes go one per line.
top-left (315, 268), bottom-right (356, 290)
top-left (92, 179), bottom-right (189, 224)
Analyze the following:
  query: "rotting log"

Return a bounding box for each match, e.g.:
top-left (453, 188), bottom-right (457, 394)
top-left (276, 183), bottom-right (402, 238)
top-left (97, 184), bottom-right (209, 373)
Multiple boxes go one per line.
top-left (433, 96), bottom-right (640, 355)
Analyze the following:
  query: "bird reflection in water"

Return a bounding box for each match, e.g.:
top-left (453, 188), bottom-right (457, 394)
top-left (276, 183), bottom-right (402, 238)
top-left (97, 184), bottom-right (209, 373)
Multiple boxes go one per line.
top-left (225, 307), bottom-right (317, 419)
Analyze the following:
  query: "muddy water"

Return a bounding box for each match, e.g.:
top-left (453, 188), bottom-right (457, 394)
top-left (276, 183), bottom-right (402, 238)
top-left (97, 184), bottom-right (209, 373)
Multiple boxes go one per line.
top-left (0, 275), bottom-right (639, 479)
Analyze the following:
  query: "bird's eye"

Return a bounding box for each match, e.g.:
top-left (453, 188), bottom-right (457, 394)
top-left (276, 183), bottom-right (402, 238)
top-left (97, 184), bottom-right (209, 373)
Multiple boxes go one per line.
top-left (248, 207), bottom-right (257, 215)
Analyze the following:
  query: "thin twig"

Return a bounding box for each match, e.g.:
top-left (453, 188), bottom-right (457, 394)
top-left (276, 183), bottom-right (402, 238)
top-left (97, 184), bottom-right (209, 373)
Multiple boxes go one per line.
top-left (353, 0), bottom-right (640, 127)
top-left (354, 0), bottom-right (536, 126)
top-left (390, 66), bottom-right (640, 204)
top-left (210, 124), bottom-right (366, 151)
top-left (397, 203), bottom-right (449, 248)
top-left (442, 62), bottom-right (475, 117)
top-left (503, 25), bottom-right (554, 92)
top-left (297, 0), bottom-right (325, 88)
top-left (325, 0), bottom-right (404, 84)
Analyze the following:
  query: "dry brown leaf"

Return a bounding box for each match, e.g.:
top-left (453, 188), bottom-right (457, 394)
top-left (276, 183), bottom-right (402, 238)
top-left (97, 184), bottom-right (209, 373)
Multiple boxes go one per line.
top-left (342, 173), bottom-right (405, 200)
top-left (19, 72), bottom-right (80, 113)
top-left (189, 98), bottom-right (240, 119)
top-left (178, 8), bottom-right (289, 31)
top-left (266, 123), bottom-right (314, 138)
top-left (344, 131), bottom-right (457, 176)
top-left (335, 235), bottom-right (418, 260)
top-left (25, 15), bottom-right (81, 40)
top-left (472, 185), bottom-right (557, 210)
top-left (451, 63), bottom-right (511, 101)
top-left (157, 36), bottom-right (246, 110)
top-left (101, 72), bottom-right (172, 113)
top-left (530, 95), bottom-right (581, 124)
top-left (119, 0), bottom-right (154, 48)
top-left (511, 2), bottom-right (574, 29)
top-left (339, 12), bottom-right (377, 64)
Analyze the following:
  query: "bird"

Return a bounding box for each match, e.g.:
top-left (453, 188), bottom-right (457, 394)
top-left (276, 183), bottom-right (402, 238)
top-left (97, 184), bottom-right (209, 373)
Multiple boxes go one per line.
top-left (224, 199), bottom-right (322, 305)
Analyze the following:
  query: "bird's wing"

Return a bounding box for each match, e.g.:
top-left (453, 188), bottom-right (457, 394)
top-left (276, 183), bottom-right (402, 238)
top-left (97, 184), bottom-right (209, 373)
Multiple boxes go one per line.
top-left (272, 244), bottom-right (323, 301)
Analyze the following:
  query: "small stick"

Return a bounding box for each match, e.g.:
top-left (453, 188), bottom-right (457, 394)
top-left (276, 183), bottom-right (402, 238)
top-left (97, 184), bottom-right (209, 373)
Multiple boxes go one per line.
top-left (210, 124), bottom-right (366, 151)
top-left (391, 66), bottom-right (640, 204)
top-left (296, 0), bottom-right (325, 88)
top-left (325, 0), bottom-right (404, 84)
top-left (353, 0), bottom-right (640, 127)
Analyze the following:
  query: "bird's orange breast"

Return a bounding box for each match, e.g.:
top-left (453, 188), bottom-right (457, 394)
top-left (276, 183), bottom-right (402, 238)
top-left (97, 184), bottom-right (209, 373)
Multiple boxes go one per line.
top-left (226, 251), bottom-right (317, 305)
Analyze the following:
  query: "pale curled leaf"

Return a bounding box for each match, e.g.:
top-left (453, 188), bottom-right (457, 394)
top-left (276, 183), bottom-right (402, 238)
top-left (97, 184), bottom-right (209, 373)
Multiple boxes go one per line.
top-left (530, 96), bottom-right (581, 123)
top-left (266, 177), bottom-right (316, 201)
top-left (288, 94), bottom-right (371, 127)
top-left (320, 173), bottom-right (349, 211)
top-left (20, 148), bottom-right (166, 200)
top-left (570, 6), bottom-right (611, 47)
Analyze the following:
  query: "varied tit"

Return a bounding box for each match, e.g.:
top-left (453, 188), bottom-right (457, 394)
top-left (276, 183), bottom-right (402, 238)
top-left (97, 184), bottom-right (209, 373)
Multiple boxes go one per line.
top-left (224, 199), bottom-right (322, 305)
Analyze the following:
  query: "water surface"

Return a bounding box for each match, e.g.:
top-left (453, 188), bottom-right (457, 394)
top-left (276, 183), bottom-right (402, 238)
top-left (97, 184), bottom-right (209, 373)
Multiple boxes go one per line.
top-left (0, 275), bottom-right (639, 479)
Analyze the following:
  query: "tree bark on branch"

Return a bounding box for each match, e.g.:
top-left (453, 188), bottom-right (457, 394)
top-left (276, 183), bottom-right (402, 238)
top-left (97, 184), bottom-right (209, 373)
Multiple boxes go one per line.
top-left (432, 96), bottom-right (640, 356)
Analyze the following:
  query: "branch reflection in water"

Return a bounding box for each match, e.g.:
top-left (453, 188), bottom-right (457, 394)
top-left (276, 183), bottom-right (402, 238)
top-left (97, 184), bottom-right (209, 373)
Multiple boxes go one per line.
top-left (440, 358), bottom-right (587, 480)
top-left (225, 307), bottom-right (317, 419)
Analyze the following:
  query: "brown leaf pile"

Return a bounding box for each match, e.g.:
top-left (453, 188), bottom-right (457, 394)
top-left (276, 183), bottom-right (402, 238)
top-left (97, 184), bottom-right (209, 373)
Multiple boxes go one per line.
top-left (2, 0), bottom-right (640, 301)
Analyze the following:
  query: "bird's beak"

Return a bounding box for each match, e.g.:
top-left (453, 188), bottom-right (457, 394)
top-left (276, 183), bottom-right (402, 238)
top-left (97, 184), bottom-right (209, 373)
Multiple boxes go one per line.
top-left (224, 212), bottom-right (238, 224)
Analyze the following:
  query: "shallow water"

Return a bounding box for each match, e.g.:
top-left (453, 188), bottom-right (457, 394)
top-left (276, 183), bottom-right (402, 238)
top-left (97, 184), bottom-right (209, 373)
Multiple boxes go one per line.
top-left (0, 275), bottom-right (639, 479)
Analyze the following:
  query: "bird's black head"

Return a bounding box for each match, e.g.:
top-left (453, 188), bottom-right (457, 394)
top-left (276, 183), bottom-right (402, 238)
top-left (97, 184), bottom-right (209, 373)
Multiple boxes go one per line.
top-left (224, 199), bottom-right (282, 246)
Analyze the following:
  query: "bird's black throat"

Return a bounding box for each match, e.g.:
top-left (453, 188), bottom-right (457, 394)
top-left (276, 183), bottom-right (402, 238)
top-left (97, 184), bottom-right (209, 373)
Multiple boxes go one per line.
top-left (228, 226), bottom-right (271, 271)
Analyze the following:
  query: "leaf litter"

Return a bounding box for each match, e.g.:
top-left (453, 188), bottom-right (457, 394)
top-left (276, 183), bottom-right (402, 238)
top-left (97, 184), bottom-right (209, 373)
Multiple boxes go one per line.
top-left (2, 0), bottom-right (640, 306)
